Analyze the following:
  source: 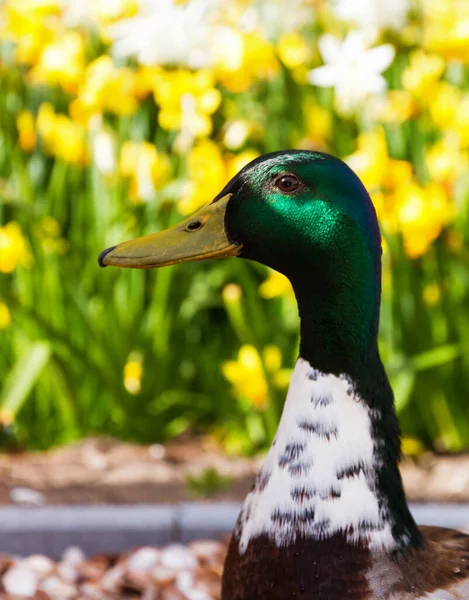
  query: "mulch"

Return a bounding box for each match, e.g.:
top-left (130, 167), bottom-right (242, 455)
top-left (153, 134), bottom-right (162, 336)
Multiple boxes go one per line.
top-left (1, 436), bottom-right (469, 507)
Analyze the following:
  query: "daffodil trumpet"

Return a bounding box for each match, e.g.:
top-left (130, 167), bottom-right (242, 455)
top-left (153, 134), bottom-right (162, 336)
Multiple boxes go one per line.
top-left (98, 193), bottom-right (240, 269)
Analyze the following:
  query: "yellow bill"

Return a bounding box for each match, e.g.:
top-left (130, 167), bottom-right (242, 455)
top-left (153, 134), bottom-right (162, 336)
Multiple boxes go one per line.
top-left (99, 194), bottom-right (240, 269)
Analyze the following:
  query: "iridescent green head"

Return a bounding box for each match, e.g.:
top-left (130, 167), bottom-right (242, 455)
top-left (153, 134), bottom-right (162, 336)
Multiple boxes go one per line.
top-left (100, 150), bottom-right (382, 375)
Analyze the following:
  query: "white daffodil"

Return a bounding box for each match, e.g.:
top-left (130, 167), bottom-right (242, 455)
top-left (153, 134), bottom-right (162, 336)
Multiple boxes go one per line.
top-left (307, 31), bottom-right (395, 114)
top-left (107, 0), bottom-right (218, 68)
top-left (62, 0), bottom-right (131, 28)
top-left (240, 0), bottom-right (315, 41)
top-left (333, 0), bottom-right (410, 32)
top-left (93, 129), bottom-right (116, 175)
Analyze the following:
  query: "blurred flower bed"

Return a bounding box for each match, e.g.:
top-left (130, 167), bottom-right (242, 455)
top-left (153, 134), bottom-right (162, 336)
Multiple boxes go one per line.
top-left (1, 0), bottom-right (469, 453)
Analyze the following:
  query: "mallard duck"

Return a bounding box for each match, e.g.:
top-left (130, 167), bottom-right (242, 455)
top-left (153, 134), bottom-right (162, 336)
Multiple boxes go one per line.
top-left (99, 150), bottom-right (469, 600)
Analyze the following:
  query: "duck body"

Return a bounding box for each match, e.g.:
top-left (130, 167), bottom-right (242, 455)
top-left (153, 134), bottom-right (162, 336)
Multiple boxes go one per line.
top-left (100, 150), bottom-right (469, 599)
top-left (223, 526), bottom-right (469, 599)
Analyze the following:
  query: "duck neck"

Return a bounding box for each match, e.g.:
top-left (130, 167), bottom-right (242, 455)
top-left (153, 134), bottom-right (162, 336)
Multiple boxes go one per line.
top-left (290, 262), bottom-right (421, 550)
top-left (236, 353), bottom-right (422, 556)
top-left (292, 251), bottom-right (382, 377)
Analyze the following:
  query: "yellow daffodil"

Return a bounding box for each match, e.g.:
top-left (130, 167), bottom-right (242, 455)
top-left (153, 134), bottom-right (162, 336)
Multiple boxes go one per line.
top-left (396, 182), bottom-right (455, 258)
top-left (345, 130), bottom-right (414, 234)
top-left (382, 161), bottom-right (414, 194)
top-left (263, 345), bottom-right (292, 389)
top-left (123, 355), bottom-right (143, 395)
top-left (37, 103), bottom-right (88, 165)
top-left (421, 83), bottom-right (469, 149)
top-left (0, 222), bottom-right (32, 273)
top-left (36, 216), bottom-right (68, 256)
top-left (422, 0), bottom-right (469, 61)
top-left (0, 302), bottom-right (12, 328)
top-left (425, 136), bottom-right (469, 184)
top-left (30, 31), bottom-right (85, 93)
top-left (345, 129), bottom-right (412, 194)
top-left (152, 69), bottom-right (221, 137)
top-left (259, 270), bottom-right (294, 299)
top-left (345, 130), bottom-right (389, 191)
top-left (453, 95), bottom-right (469, 149)
top-left (135, 66), bottom-right (161, 99)
top-left (226, 150), bottom-right (260, 180)
top-left (222, 344), bottom-right (289, 409)
top-left (213, 28), bottom-right (279, 93)
top-left (423, 284), bottom-right (441, 306)
top-left (277, 32), bottom-right (311, 69)
top-left (223, 345), bottom-right (268, 408)
top-left (374, 90), bottom-right (415, 123)
top-left (263, 345), bottom-right (282, 373)
top-left (401, 50), bottom-right (445, 103)
top-left (429, 83), bottom-right (461, 129)
top-left (119, 141), bottom-right (171, 203)
top-left (16, 110), bottom-right (36, 152)
top-left (302, 100), bottom-right (332, 150)
top-left (178, 140), bottom-right (225, 214)
top-left (1, 1), bottom-right (59, 65)
top-left (401, 437), bottom-right (425, 457)
top-left (71, 56), bottom-right (139, 124)
top-left (178, 142), bottom-right (259, 215)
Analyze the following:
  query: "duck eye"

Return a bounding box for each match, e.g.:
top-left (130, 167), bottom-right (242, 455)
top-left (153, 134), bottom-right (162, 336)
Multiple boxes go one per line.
top-left (275, 174), bottom-right (299, 193)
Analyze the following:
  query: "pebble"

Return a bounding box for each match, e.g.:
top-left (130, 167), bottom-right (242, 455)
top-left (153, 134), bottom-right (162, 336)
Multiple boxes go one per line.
top-left (0, 540), bottom-right (226, 599)
top-left (3, 563), bottom-right (39, 597)
top-left (9, 486), bottom-right (46, 506)
top-left (127, 546), bottom-right (160, 573)
top-left (161, 544), bottom-right (198, 570)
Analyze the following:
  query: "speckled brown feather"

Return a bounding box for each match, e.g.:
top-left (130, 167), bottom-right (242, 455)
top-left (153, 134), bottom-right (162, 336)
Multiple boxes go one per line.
top-left (222, 526), bottom-right (469, 600)
top-left (377, 526), bottom-right (469, 599)
top-left (222, 532), bottom-right (372, 599)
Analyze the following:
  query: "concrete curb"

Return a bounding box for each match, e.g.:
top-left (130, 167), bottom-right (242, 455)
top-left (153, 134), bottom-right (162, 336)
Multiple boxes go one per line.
top-left (0, 503), bottom-right (467, 558)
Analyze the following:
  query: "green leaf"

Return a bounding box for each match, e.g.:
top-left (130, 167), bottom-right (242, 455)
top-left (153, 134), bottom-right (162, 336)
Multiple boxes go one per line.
top-left (186, 467), bottom-right (232, 499)
top-left (392, 369), bottom-right (415, 413)
top-left (1, 342), bottom-right (51, 417)
top-left (410, 344), bottom-right (460, 371)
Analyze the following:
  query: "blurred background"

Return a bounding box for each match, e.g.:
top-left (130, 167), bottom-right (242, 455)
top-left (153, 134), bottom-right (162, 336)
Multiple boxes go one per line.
top-left (1, 0), bottom-right (469, 459)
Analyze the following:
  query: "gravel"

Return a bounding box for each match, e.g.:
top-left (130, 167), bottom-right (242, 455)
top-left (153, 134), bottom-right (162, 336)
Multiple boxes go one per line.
top-left (0, 540), bottom-right (226, 599)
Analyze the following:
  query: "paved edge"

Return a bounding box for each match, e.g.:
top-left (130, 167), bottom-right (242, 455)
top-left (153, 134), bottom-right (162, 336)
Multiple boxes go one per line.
top-left (0, 502), bottom-right (467, 558)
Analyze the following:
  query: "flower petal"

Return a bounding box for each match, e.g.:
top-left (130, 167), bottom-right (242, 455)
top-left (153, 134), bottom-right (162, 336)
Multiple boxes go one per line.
top-left (342, 31), bottom-right (366, 60)
top-left (318, 34), bottom-right (341, 64)
top-left (366, 44), bottom-right (395, 73)
top-left (307, 65), bottom-right (338, 87)
top-left (365, 74), bottom-right (387, 94)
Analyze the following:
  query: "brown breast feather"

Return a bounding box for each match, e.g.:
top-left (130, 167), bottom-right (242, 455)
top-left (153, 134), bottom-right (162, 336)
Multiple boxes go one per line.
top-left (222, 527), bottom-right (469, 600)
top-left (368, 526), bottom-right (469, 599)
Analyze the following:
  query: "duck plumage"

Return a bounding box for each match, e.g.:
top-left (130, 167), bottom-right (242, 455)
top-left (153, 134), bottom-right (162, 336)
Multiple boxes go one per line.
top-left (100, 150), bottom-right (469, 599)
top-left (222, 526), bottom-right (469, 599)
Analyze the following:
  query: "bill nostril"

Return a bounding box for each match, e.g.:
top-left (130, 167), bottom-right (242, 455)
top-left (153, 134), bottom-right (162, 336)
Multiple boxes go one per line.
top-left (186, 220), bottom-right (203, 232)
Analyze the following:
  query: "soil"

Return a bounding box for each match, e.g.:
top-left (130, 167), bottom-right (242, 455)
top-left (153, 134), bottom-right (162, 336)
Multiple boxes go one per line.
top-left (0, 436), bottom-right (468, 506)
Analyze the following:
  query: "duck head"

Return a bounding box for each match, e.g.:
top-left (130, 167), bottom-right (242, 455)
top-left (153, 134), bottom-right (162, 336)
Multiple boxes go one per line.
top-left (99, 150), bottom-right (382, 375)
